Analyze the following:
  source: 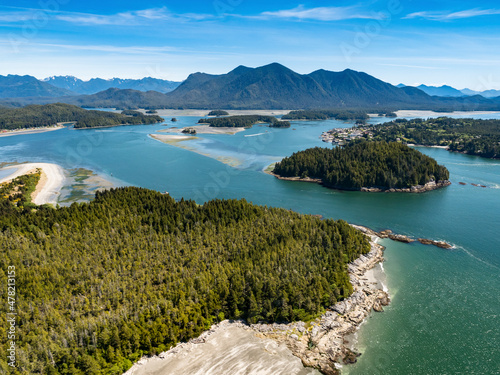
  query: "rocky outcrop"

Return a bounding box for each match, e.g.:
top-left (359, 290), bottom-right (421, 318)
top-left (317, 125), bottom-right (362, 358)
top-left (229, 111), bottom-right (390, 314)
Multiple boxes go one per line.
top-left (418, 238), bottom-right (453, 249)
top-left (361, 180), bottom-right (451, 193)
top-left (248, 232), bottom-right (388, 375)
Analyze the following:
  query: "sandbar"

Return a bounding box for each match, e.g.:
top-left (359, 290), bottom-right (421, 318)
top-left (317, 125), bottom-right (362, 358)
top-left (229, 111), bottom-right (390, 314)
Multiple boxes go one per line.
top-left (0, 162), bottom-right (65, 205)
top-left (139, 109), bottom-right (291, 117)
top-left (395, 110), bottom-right (500, 118)
top-left (158, 125), bottom-right (246, 135)
top-left (0, 124), bottom-right (64, 138)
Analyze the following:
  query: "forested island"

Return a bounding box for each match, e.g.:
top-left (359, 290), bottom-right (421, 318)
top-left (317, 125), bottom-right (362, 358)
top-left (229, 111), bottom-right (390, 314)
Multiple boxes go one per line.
top-left (282, 110), bottom-right (370, 122)
top-left (0, 103), bottom-right (163, 130)
top-left (198, 115), bottom-right (290, 128)
top-left (0, 186), bottom-right (370, 374)
top-left (207, 110), bottom-right (229, 116)
top-left (272, 141), bottom-right (450, 192)
top-left (368, 117), bottom-right (500, 159)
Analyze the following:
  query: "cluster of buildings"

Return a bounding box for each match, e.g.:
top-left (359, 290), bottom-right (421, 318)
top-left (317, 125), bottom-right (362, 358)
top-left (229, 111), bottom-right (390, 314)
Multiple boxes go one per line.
top-left (321, 127), bottom-right (373, 145)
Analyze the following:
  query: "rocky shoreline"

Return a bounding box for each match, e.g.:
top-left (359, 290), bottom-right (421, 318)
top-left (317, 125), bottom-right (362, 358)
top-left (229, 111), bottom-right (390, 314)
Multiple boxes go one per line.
top-left (124, 226), bottom-right (388, 375)
top-left (267, 171), bottom-right (451, 193)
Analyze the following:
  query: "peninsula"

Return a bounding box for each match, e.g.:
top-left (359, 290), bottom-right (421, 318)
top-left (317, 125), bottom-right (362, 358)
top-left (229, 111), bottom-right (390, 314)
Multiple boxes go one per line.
top-left (0, 187), bottom-right (378, 374)
top-left (0, 103), bottom-right (163, 130)
top-left (272, 141), bottom-right (450, 192)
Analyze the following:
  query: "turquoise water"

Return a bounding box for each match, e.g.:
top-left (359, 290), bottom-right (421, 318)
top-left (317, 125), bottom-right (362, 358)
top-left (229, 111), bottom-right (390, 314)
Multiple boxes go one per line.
top-left (0, 116), bottom-right (499, 374)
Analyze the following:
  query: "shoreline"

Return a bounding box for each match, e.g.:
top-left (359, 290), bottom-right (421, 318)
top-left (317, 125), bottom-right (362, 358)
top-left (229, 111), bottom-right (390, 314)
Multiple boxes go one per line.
top-left (266, 169), bottom-right (451, 193)
top-left (0, 124), bottom-right (64, 137)
top-left (158, 124), bottom-right (247, 135)
top-left (0, 162), bottom-right (65, 205)
top-left (123, 226), bottom-right (388, 375)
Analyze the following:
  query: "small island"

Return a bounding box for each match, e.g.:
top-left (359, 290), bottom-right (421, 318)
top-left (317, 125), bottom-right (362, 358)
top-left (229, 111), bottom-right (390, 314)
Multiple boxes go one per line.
top-left (208, 110), bottom-right (229, 116)
top-left (282, 109), bottom-right (370, 122)
top-left (198, 114), bottom-right (290, 128)
top-left (272, 141), bottom-right (450, 192)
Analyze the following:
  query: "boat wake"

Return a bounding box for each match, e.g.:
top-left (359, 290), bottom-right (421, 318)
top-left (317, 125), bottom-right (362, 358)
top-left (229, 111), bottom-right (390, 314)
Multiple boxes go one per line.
top-left (455, 245), bottom-right (500, 271)
top-left (244, 132), bottom-right (267, 137)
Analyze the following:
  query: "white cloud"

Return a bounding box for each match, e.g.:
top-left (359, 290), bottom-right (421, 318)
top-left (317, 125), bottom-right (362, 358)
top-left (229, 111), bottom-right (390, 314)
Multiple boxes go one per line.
top-left (0, 6), bottom-right (215, 26)
top-left (404, 8), bottom-right (500, 21)
top-left (259, 5), bottom-right (382, 21)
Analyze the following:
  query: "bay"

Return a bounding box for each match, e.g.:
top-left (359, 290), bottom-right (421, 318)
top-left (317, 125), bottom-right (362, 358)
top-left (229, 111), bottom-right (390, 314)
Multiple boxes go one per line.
top-left (0, 114), bottom-right (499, 374)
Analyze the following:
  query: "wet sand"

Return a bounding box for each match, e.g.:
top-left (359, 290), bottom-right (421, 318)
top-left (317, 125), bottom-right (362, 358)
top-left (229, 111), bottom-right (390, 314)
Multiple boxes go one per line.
top-left (395, 110), bottom-right (500, 118)
top-left (158, 125), bottom-right (247, 135)
top-left (141, 109), bottom-right (291, 117)
top-left (0, 125), bottom-right (64, 138)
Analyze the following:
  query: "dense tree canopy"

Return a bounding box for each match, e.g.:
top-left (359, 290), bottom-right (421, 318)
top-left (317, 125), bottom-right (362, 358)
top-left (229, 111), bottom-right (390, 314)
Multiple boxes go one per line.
top-left (369, 117), bottom-right (500, 159)
top-left (207, 110), bottom-right (229, 116)
top-left (282, 110), bottom-right (369, 121)
top-left (198, 115), bottom-right (290, 128)
top-left (0, 186), bottom-right (370, 374)
top-left (0, 103), bottom-right (163, 130)
top-left (273, 141), bottom-right (450, 190)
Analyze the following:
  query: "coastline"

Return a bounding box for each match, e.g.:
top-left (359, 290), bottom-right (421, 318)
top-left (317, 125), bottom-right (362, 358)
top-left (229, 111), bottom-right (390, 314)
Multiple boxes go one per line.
top-left (139, 109), bottom-right (291, 117)
top-left (123, 227), bottom-right (388, 375)
top-left (266, 169), bottom-right (451, 193)
top-left (0, 124), bottom-right (64, 138)
top-left (158, 124), bottom-right (247, 135)
top-left (0, 162), bottom-right (65, 205)
top-left (395, 110), bottom-right (500, 118)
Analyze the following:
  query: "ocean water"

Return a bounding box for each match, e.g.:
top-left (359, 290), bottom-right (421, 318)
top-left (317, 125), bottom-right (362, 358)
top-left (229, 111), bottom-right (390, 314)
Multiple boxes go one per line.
top-left (0, 115), bottom-right (499, 374)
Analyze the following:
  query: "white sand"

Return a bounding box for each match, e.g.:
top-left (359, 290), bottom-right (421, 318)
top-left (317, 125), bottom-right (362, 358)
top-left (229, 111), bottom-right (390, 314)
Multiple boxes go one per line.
top-left (158, 125), bottom-right (246, 135)
top-left (0, 163), bottom-right (65, 205)
top-left (149, 134), bottom-right (195, 142)
top-left (124, 324), bottom-right (320, 375)
top-left (0, 125), bottom-right (64, 138)
top-left (140, 109), bottom-right (291, 117)
top-left (395, 110), bottom-right (500, 118)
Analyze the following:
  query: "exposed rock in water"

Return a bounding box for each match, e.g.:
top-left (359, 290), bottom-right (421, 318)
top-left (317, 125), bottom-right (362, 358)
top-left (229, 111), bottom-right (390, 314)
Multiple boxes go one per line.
top-left (418, 238), bottom-right (453, 249)
top-left (459, 182), bottom-right (467, 185)
top-left (378, 229), bottom-right (392, 238)
top-left (388, 233), bottom-right (415, 243)
top-left (342, 348), bottom-right (361, 364)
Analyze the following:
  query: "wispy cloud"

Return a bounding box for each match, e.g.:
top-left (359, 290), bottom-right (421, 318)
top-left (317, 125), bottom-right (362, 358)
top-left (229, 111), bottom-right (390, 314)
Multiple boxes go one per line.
top-left (404, 8), bottom-right (500, 21)
top-left (55, 7), bottom-right (215, 25)
top-left (258, 5), bottom-right (382, 21)
top-left (0, 6), bottom-right (215, 26)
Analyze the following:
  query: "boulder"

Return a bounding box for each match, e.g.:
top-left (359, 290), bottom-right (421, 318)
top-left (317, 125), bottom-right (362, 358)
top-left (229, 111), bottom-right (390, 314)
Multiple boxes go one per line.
top-left (388, 234), bottom-right (415, 243)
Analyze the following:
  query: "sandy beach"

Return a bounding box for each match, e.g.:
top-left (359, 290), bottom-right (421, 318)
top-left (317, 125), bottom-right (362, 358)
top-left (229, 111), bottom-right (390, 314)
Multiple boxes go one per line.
top-left (140, 109), bottom-right (291, 117)
top-left (0, 163), bottom-right (65, 205)
top-left (395, 110), bottom-right (500, 118)
top-left (149, 134), bottom-right (197, 143)
top-left (123, 228), bottom-right (388, 375)
top-left (158, 124), bottom-right (247, 135)
top-left (0, 125), bottom-right (64, 138)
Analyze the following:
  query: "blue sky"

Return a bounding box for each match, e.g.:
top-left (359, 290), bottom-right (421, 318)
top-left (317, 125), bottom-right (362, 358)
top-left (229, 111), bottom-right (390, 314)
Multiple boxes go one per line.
top-left (1, 0), bottom-right (500, 90)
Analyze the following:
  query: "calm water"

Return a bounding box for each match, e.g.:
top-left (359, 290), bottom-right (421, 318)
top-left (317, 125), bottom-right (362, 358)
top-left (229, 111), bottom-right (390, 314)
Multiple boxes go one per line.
top-left (0, 115), bottom-right (499, 374)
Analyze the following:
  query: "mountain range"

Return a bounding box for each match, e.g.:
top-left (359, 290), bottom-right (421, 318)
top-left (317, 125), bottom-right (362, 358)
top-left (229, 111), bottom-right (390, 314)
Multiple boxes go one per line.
top-left (397, 83), bottom-right (500, 98)
top-left (44, 76), bottom-right (181, 94)
top-left (1, 64), bottom-right (499, 110)
top-left (0, 75), bottom-right (181, 98)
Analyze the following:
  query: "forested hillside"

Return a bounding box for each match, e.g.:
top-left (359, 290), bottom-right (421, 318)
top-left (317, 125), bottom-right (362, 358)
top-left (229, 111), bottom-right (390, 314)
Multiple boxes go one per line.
top-left (273, 141), bottom-right (450, 190)
top-left (0, 103), bottom-right (162, 130)
top-left (0, 187), bottom-right (370, 374)
top-left (370, 117), bottom-right (500, 159)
